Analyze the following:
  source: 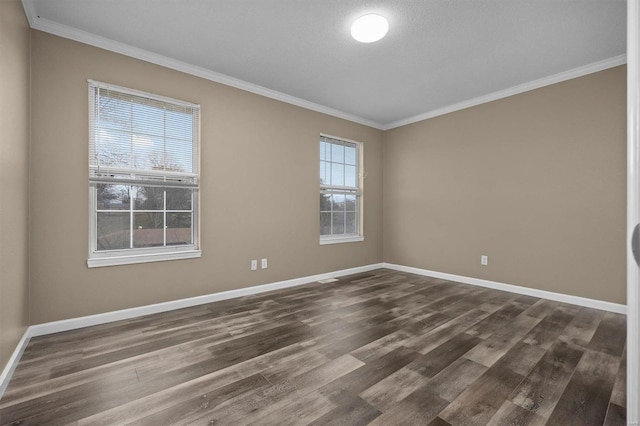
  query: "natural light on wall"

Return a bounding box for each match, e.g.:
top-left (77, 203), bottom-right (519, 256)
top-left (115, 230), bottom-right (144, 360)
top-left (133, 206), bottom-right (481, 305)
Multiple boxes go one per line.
top-left (350, 14), bottom-right (389, 43)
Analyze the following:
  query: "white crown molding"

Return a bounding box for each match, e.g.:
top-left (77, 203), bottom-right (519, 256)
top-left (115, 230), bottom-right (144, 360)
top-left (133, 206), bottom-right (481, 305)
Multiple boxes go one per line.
top-left (21, 0), bottom-right (627, 133)
top-left (382, 54), bottom-right (628, 130)
top-left (20, 0), bottom-right (36, 26)
top-left (383, 263), bottom-right (627, 314)
top-left (21, 9), bottom-right (384, 130)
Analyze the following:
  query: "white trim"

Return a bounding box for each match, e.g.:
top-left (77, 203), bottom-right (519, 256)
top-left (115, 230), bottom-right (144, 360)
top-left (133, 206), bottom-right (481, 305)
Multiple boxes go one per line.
top-left (88, 80), bottom-right (201, 266)
top-left (1, 261), bottom-right (626, 398)
top-left (54, 261), bottom-right (630, 333)
top-left (319, 236), bottom-right (364, 245)
top-left (29, 263), bottom-right (384, 337)
top-left (627, 0), bottom-right (640, 423)
top-left (23, 12), bottom-right (383, 130)
top-left (319, 134), bottom-right (364, 241)
top-left (381, 55), bottom-right (628, 130)
top-left (382, 263), bottom-right (627, 314)
top-left (320, 133), bottom-right (364, 147)
top-left (88, 79), bottom-right (200, 108)
top-left (20, 0), bottom-right (36, 26)
top-left (87, 249), bottom-right (202, 268)
top-left (0, 263), bottom-right (382, 397)
top-left (0, 328), bottom-right (32, 399)
top-left (21, 2), bottom-right (626, 132)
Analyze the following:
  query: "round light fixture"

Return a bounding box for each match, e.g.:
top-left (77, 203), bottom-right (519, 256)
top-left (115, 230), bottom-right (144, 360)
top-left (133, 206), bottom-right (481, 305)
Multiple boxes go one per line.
top-left (350, 14), bottom-right (389, 43)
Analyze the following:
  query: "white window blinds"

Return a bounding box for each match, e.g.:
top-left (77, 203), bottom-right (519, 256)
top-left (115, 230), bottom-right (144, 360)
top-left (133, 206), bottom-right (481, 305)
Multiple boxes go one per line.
top-left (88, 80), bottom-right (200, 188)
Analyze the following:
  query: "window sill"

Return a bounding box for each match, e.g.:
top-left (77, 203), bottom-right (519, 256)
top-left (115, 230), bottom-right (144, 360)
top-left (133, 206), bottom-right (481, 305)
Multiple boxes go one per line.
top-left (319, 236), bottom-right (364, 245)
top-left (87, 249), bottom-right (201, 268)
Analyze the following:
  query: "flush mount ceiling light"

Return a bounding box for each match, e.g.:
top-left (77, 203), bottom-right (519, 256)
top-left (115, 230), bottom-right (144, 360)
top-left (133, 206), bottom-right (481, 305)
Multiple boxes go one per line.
top-left (350, 14), bottom-right (389, 43)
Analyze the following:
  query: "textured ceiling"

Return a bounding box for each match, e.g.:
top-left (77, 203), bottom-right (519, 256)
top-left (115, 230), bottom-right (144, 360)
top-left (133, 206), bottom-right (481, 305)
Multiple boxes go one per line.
top-left (23, 0), bottom-right (626, 129)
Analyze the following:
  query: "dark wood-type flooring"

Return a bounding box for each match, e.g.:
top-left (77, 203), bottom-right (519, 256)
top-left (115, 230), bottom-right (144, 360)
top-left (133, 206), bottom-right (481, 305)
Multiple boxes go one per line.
top-left (0, 269), bottom-right (627, 425)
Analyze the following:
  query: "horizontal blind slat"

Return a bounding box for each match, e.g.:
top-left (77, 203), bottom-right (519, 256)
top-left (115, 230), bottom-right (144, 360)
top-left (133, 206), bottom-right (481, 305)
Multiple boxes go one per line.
top-left (89, 176), bottom-right (198, 188)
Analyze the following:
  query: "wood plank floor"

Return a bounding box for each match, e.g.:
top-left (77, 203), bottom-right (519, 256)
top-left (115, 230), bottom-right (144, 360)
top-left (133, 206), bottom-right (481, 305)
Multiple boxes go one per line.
top-left (0, 269), bottom-right (626, 425)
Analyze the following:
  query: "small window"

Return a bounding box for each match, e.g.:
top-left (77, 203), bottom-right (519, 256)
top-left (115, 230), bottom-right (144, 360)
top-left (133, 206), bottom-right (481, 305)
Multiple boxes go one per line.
top-left (319, 135), bottom-right (363, 244)
top-left (87, 81), bottom-right (201, 267)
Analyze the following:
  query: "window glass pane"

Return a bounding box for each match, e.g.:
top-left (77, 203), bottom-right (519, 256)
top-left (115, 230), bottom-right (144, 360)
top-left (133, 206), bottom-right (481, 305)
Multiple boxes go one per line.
top-left (98, 95), bottom-right (131, 133)
top-left (319, 137), bottom-right (360, 240)
top-left (165, 108), bottom-right (193, 140)
top-left (345, 165), bottom-right (357, 188)
top-left (332, 194), bottom-right (345, 212)
top-left (133, 186), bottom-right (164, 210)
top-left (320, 193), bottom-right (332, 212)
top-left (90, 83), bottom-right (200, 260)
top-left (97, 184), bottom-right (130, 210)
top-left (132, 100), bottom-right (165, 137)
top-left (167, 213), bottom-right (192, 245)
top-left (324, 161), bottom-right (332, 185)
top-left (133, 213), bottom-right (164, 248)
top-left (97, 212), bottom-right (130, 250)
top-left (131, 134), bottom-right (164, 170)
top-left (166, 188), bottom-right (192, 210)
top-left (320, 160), bottom-right (328, 185)
top-left (345, 145), bottom-right (357, 165)
top-left (320, 141), bottom-right (330, 161)
top-left (331, 163), bottom-right (344, 186)
top-left (165, 138), bottom-right (193, 173)
top-left (332, 212), bottom-right (345, 234)
top-left (96, 129), bottom-right (131, 168)
top-left (331, 143), bottom-right (344, 163)
top-left (345, 212), bottom-right (357, 234)
top-left (320, 212), bottom-right (332, 236)
top-left (92, 86), bottom-right (197, 175)
top-left (345, 194), bottom-right (357, 211)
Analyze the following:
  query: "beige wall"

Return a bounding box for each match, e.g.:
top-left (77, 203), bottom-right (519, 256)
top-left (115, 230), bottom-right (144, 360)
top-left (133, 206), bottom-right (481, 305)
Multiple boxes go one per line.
top-left (383, 66), bottom-right (627, 304)
top-left (23, 29), bottom-right (629, 324)
top-left (0, 1), bottom-right (30, 370)
top-left (29, 31), bottom-right (383, 324)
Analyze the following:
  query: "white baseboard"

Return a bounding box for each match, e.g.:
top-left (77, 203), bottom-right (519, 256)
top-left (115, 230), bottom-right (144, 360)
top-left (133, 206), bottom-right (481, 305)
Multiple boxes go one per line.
top-left (383, 263), bottom-right (627, 314)
top-left (29, 263), bottom-right (384, 337)
top-left (0, 327), bottom-right (32, 398)
top-left (0, 263), bottom-right (383, 397)
top-left (2, 261), bottom-right (625, 398)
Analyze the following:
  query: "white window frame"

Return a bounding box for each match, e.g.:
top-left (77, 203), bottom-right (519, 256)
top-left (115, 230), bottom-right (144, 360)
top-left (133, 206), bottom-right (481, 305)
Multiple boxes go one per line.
top-left (319, 133), bottom-right (364, 245)
top-left (87, 80), bottom-right (201, 267)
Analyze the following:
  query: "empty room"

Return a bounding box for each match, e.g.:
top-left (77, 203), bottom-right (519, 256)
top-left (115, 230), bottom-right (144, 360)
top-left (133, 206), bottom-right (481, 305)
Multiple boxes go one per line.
top-left (1, 0), bottom-right (639, 425)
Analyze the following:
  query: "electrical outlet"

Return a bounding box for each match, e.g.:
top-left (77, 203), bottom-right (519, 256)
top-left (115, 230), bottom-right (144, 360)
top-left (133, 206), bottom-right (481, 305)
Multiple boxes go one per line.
top-left (251, 260), bottom-right (258, 271)
top-left (261, 258), bottom-right (268, 269)
top-left (481, 255), bottom-right (488, 266)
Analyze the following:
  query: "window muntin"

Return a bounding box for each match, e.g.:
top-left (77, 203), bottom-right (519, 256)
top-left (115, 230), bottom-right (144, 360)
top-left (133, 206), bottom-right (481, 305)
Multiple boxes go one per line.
top-left (88, 81), bottom-right (200, 266)
top-left (320, 135), bottom-right (362, 242)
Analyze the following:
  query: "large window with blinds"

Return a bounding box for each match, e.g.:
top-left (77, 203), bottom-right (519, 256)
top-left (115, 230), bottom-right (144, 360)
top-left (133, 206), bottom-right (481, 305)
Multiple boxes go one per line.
top-left (87, 81), bottom-right (201, 267)
top-left (319, 135), bottom-right (363, 244)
